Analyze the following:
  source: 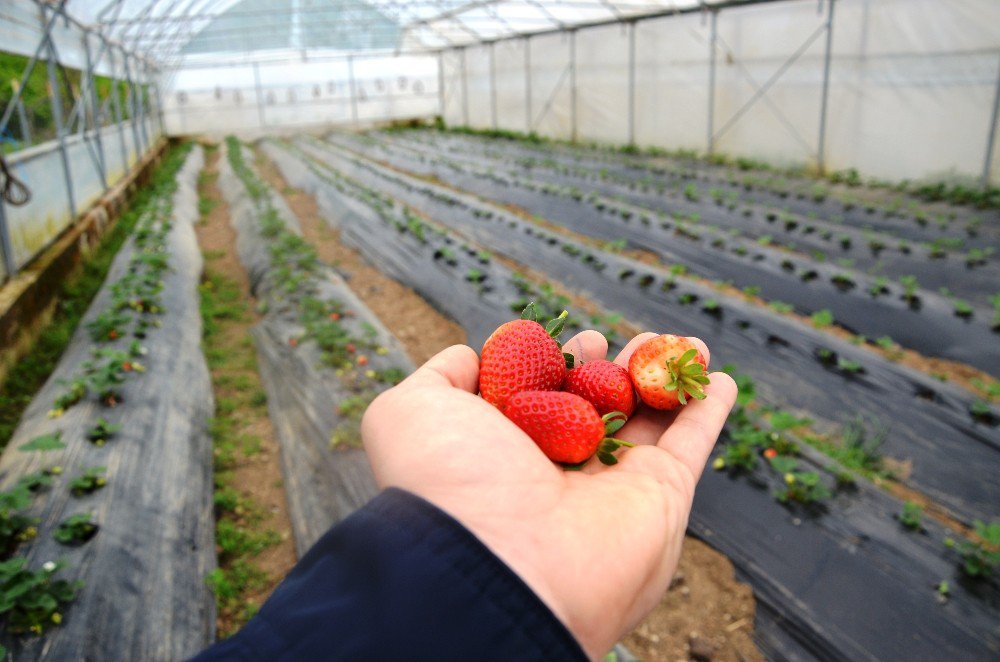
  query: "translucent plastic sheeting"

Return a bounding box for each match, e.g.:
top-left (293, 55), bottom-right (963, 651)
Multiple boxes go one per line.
top-left (161, 54), bottom-right (439, 134)
top-left (2, 117), bottom-right (154, 276)
top-left (443, 0), bottom-right (1000, 185)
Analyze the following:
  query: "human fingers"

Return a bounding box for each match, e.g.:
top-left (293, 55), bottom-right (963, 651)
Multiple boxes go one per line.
top-left (562, 329), bottom-right (608, 365)
top-left (396, 344), bottom-right (481, 393)
top-left (654, 371), bottom-right (737, 481)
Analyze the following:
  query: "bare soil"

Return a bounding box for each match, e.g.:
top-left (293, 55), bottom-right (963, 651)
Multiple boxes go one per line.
top-left (254, 143), bottom-right (764, 661)
top-left (196, 146), bottom-right (297, 635)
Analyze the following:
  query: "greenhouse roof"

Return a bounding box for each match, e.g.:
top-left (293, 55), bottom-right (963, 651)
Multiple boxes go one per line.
top-left (66, 0), bottom-right (766, 65)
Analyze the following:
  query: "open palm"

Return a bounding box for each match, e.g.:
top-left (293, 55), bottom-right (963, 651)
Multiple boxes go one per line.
top-left (362, 330), bottom-right (737, 659)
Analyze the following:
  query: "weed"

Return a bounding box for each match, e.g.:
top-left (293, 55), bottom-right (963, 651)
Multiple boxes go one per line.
top-left (899, 501), bottom-right (923, 530)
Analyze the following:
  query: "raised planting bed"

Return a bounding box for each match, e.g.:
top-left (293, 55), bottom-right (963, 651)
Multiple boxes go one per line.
top-left (380, 131), bottom-right (1000, 309)
top-left (218, 138), bottom-right (414, 555)
top-left (290, 136), bottom-right (1000, 527)
top-left (415, 129), bottom-right (1000, 251)
top-left (0, 144), bottom-right (217, 658)
top-left (333, 133), bottom-right (1000, 379)
top-left (260, 136), bottom-right (999, 661)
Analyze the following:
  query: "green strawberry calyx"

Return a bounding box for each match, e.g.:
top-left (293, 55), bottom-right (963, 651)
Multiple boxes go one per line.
top-left (663, 348), bottom-right (711, 405)
top-left (596, 412), bottom-right (633, 465)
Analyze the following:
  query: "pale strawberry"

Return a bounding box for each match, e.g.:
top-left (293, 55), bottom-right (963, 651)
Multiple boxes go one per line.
top-left (628, 335), bottom-right (710, 410)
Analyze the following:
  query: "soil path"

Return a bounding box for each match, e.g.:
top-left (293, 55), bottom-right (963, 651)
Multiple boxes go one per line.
top-left (196, 146), bottom-right (297, 636)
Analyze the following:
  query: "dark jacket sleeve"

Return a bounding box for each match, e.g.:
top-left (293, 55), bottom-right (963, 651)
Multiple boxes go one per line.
top-left (192, 487), bottom-right (587, 661)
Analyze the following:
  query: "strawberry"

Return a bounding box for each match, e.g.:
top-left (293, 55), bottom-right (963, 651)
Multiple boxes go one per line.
top-left (503, 391), bottom-right (632, 465)
top-left (563, 359), bottom-right (637, 417)
top-left (628, 335), bottom-right (710, 410)
top-left (478, 309), bottom-right (569, 408)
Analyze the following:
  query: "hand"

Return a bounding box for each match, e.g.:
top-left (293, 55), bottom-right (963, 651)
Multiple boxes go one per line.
top-left (362, 331), bottom-right (737, 660)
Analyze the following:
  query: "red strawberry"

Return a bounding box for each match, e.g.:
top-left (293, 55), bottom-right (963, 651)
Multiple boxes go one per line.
top-left (563, 359), bottom-right (637, 417)
top-left (479, 316), bottom-right (567, 408)
top-left (628, 335), bottom-right (710, 410)
top-left (503, 391), bottom-right (632, 465)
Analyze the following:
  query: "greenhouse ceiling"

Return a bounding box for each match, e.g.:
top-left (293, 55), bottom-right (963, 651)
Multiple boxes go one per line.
top-left (65, 0), bottom-right (769, 65)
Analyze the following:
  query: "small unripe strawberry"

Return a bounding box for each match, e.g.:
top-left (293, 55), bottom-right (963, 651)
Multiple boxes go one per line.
top-left (564, 359), bottom-right (636, 417)
top-left (629, 335), bottom-right (709, 410)
top-left (503, 391), bottom-right (631, 465)
top-left (479, 318), bottom-right (566, 408)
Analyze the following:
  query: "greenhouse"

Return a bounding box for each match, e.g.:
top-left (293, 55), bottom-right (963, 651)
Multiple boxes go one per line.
top-left (0, 0), bottom-right (998, 659)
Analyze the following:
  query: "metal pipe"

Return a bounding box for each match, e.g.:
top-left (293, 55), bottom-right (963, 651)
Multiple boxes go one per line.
top-left (707, 9), bottom-right (718, 154)
top-left (816, 0), bottom-right (836, 174)
top-left (524, 37), bottom-right (531, 132)
top-left (253, 61), bottom-right (266, 128)
top-left (121, 48), bottom-right (143, 157)
top-left (982, 52), bottom-right (1000, 188)
top-left (108, 45), bottom-right (130, 170)
top-left (0, 200), bottom-right (15, 279)
top-left (570, 30), bottom-right (577, 142)
top-left (83, 32), bottom-right (109, 191)
top-left (628, 21), bottom-right (636, 146)
top-left (42, 5), bottom-right (77, 220)
top-left (461, 47), bottom-right (469, 126)
top-left (348, 55), bottom-right (359, 126)
top-left (437, 51), bottom-right (445, 119)
top-left (490, 41), bottom-right (497, 129)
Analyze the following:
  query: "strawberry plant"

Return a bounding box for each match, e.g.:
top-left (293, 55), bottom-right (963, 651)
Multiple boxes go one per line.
top-left (85, 310), bottom-right (131, 343)
top-left (946, 521), bottom-right (1000, 578)
top-left (86, 417), bottom-right (122, 446)
top-left (0, 486), bottom-right (38, 552)
top-left (770, 456), bottom-right (831, 505)
top-left (953, 299), bottom-right (973, 319)
top-left (53, 513), bottom-right (98, 546)
top-left (810, 309), bottom-right (834, 327)
top-left (69, 467), bottom-right (108, 497)
top-left (18, 432), bottom-right (65, 453)
top-left (899, 501), bottom-right (923, 530)
top-left (17, 472), bottom-right (53, 493)
top-left (0, 558), bottom-right (81, 634)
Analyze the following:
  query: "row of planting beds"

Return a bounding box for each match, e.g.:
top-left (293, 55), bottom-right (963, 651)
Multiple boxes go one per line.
top-left (336, 132), bottom-right (1000, 378)
top-left (0, 144), bottom-right (217, 658)
top-left (217, 138), bottom-right (416, 554)
top-left (290, 135), bottom-right (1000, 526)
top-left (258, 135), bottom-right (998, 660)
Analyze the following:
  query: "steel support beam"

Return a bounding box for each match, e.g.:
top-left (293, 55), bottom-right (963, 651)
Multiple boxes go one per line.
top-left (42, 5), bottom-right (77, 221)
top-left (253, 61), bottom-right (266, 128)
top-left (437, 52), bottom-right (446, 119)
top-left (348, 55), bottom-right (359, 126)
top-left (524, 37), bottom-right (532, 133)
top-left (121, 48), bottom-right (143, 157)
top-left (0, 201), bottom-right (15, 279)
top-left (570, 30), bottom-right (577, 143)
top-left (460, 48), bottom-right (469, 126)
top-left (707, 9), bottom-right (718, 154)
top-left (490, 41), bottom-right (498, 129)
top-left (983, 52), bottom-right (1000, 188)
top-left (82, 33), bottom-right (109, 191)
top-left (108, 46), bottom-right (130, 170)
top-left (628, 21), bottom-right (636, 146)
top-left (816, 0), bottom-right (836, 174)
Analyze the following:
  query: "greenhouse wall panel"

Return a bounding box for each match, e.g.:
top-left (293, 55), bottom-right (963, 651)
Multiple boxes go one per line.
top-left (576, 24), bottom-right (629, 145)
top-left (634, 13), bottom-right (711, 152)
top-left (493, 39), bottom-right (530, 134)
top-left (527, 33), bottom-right (572, 140)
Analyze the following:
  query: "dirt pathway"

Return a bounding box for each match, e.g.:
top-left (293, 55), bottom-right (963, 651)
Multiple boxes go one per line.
top-left (195, 145), bottom-right (297, 637)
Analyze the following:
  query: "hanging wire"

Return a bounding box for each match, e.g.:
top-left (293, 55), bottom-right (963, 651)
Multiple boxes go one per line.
top-left (0, 156), bottom-right (31, 206)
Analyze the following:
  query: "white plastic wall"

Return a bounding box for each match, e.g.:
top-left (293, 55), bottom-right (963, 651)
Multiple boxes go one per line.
top-left (442, 0), bottom-right (1000, 185)
top-left (162, 54), bottom-right (440, 135)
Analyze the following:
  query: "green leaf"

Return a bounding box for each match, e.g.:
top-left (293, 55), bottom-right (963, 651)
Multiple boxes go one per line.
top-left (597, 451), bottom-right (618, 466)
top-left (19, 432), bottom-right (65, 453)
top-left (563, 352), bottom-right (575, 369)
top-left (545, 310), bottom-right (569, 339)
top-left (520, 302), bottom-right (540, 322)
top-left (604, 418), bottom-right (626, 435)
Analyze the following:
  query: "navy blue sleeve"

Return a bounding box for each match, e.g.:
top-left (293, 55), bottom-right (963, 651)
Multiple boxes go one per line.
top-left (192, 487), bottom-right (587, 661)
